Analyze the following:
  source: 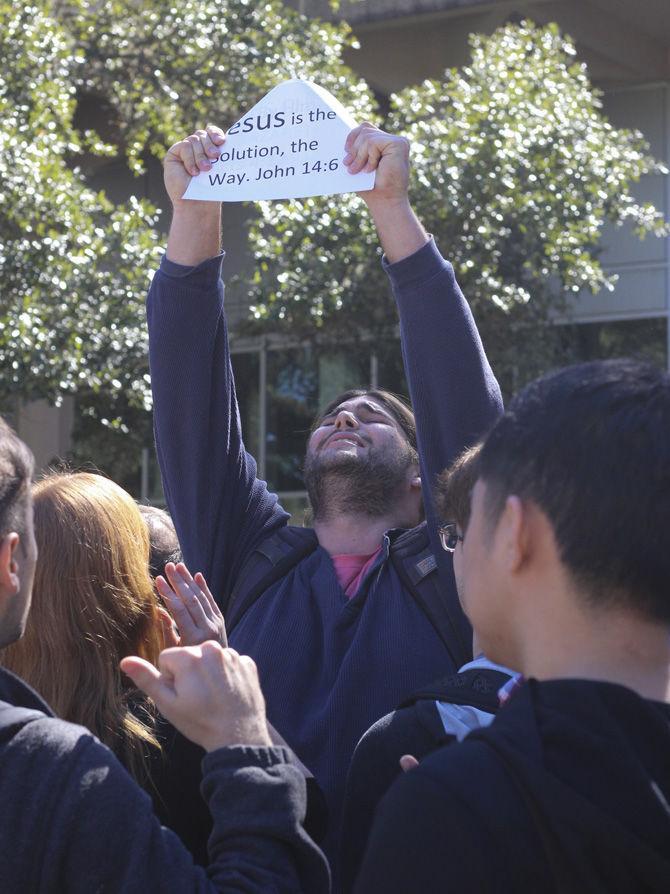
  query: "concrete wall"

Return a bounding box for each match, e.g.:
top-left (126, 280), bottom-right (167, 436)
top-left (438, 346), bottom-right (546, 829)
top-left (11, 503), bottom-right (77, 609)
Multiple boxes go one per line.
top-left (15, 398), bottom-right (74, 473)
top-left (569, 84), bottom-right (669, 324)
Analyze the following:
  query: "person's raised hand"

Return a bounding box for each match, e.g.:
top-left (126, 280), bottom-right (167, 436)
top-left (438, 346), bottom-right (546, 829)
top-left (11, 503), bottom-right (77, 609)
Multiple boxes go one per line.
top-left (156, 562), bottom-right (227, 647)
top-left (163, 125), bottom-right (226, 207)
top-left (121, 643), bottom-right (271, 752)
top-left (343, 123), bottom-right (411, 208)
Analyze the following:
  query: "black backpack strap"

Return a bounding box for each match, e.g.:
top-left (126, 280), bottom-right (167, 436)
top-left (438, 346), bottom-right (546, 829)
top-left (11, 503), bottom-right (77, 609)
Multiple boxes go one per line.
top-left (0, 703), bottom-right (44, 744)
top-left (226, 526), bottom-right (319, 632)
top-left (226, 523), bottom-right (471, 665)
top-left (389, 523), bottom-right (472, 670)
top-left (398, 667), bottom-right (512, 713)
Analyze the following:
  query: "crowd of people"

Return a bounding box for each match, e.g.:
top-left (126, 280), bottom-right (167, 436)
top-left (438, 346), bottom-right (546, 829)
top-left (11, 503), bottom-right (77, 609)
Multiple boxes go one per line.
top-left (0, 121), bottom-right (668, 892)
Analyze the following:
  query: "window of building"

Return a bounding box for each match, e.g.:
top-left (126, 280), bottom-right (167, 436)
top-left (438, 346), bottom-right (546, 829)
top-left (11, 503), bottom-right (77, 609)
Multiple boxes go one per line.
top-left (138, 314), bottom-right (669, 514)
top-left (560, 317), bottom-right (668, 369)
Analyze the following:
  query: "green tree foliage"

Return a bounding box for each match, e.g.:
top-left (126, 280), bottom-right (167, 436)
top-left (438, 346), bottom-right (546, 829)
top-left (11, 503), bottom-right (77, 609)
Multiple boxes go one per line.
top-left (0, 1), bottom-right (161, 413)
top-left (247, 22), bottom-right (667, 394)
top-left (63, 0), bottom-right (376, 174)
top-left (0, 0), bottom-right (374, 483)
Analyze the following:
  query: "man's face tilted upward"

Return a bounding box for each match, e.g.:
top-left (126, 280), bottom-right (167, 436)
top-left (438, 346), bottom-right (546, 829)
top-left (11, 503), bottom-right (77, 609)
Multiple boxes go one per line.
top-left (304, 395), bottom-right (419, 523)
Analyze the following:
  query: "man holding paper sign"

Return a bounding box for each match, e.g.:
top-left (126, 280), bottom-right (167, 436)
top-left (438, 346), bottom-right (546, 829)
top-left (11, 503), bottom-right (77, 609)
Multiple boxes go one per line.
top-left (147, 121), bottom-right (502, 871)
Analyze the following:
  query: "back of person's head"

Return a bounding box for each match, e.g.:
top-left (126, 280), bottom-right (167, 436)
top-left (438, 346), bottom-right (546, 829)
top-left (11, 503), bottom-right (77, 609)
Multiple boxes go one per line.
top-left (138, 504), bottom-right (182, 579)
top-left (0, 418), bottom-right (34, 541)
top-left (436, 443), bottom-right (482, 531)
top-left (0, 418), bottom-right (35, 648)
top-left (1, 471), bottom-right (165, 777)
top-left (478, 358), bottom-right (670, 623)
top-left (312, 388), bottom-right (418, 460)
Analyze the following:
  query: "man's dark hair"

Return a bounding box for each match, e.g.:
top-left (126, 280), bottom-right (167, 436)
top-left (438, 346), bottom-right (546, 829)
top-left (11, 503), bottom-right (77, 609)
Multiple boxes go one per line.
top-left (137, 504), bottom-right (182, 579)
top-left (436, 443), bottom-right (482, 531)
top-left (0, 417), bottom-right (34, 538)
top-left (478, 359), bottom-right (670, 623)
top-left (312, 389), bottom-right (417, 459)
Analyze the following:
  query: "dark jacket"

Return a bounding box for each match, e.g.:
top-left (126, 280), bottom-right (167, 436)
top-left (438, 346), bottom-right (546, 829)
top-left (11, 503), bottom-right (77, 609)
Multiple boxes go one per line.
top-left (147, 237), bottom-right (502, 864)
top-left (139, 712), bottom-right (328, 865)
top-left (340, 663), bottom-right (511, 891)
top-left (355, 678), bottom-right (670, 893)
top-left (0, 666), bottom-right (329, 892)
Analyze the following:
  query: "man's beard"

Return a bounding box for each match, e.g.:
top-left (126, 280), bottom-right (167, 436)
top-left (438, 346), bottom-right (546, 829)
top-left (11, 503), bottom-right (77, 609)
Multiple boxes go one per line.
top-left (303, 443), bottom-right (416, 522)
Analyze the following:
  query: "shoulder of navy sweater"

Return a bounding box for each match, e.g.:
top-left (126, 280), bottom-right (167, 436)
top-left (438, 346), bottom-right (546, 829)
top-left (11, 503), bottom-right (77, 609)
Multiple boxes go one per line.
top-left (382, 237), bottom-right (453, 292)
top-left (155, 250), bottom-right (226, 289)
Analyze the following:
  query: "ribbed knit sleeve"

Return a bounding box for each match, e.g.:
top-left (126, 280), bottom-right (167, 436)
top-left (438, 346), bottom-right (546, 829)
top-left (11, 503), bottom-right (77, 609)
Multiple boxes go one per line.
top-left (0, 716), bottom-right (330, 892)
top-left (384, 238), bottom-right (503, 534)
top-left (147, 253), bottom-right (288, 605)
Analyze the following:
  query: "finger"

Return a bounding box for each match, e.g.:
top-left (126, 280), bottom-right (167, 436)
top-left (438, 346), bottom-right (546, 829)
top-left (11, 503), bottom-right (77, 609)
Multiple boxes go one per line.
top-left (344, 121), bottom-right (376, 155)
top-left (345, 132), bottom-right (377, 174)
top-left (206, 123), bottom-right (226, 144)
top-left (399, 754), bottom-right (420, 772)
top-left (166, 139), bottom-right (199, 177)
top-left (344, 124), bottom-right (364, 155)
top-left (185, 133), bottom-right (212, 173)
top-left (194, 571), bottom-right (228, 649)
top-left (121, 656), bottom-right (177, 709)
top-left (239, 653), bottom-right (259, 678)
top-left (221, 645), bottom-right (240, 667)
top-left (193, 571), bottom-right (221, 617)
top-left (362, 141), bottom-right (382, 174)
top-left (157, 644), bottom-right (201, 679)
top-left (180, 139), bottom-right (201, 177)
top-left (194, 128), bottom-right (222, 160)
top-left (344, 124), bottom-right (379, 169)
top-left (174, 561), bottom-right (198, 591)
top-left (169, 563), bottom-right (211, 627)
top-left (198, 641), bottom-right (232, 681)
top-left (156, 573), bottom-right (199, 641)
top-left (156, 605), bottom-right (180, 648)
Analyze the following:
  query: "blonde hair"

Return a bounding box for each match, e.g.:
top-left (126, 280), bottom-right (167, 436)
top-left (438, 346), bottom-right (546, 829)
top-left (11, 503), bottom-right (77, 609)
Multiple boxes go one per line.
top-left (1, 472), bottom-right (165, 781)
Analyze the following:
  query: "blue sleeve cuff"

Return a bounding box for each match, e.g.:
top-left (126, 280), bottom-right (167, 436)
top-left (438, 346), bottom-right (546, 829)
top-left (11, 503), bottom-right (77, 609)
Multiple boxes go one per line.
top-left (382, 236), bottom-right (452, 290)
top-left (202, 744), bottom-right (295, 774)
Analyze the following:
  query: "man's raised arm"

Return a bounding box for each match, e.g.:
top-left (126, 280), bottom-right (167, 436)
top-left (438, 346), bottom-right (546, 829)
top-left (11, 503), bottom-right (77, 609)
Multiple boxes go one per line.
top-left (344, 124), bottom-right (503, 531)
top-left (148, 126), bottom-right (288, 605)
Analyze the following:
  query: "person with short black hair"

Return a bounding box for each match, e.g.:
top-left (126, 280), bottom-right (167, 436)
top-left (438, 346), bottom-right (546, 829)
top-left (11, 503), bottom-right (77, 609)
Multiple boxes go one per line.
top-left (355, 359), bottom-right (670, 893)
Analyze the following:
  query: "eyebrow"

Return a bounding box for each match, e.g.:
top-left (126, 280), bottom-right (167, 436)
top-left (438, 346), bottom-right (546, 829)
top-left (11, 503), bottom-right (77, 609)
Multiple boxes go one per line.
top-left (321, 401), bottom-right (391, 421)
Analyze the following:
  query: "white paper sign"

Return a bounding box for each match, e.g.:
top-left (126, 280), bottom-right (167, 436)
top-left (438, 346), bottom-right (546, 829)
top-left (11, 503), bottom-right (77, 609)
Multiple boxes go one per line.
top-left (183, 79), bottom-right (375, 202)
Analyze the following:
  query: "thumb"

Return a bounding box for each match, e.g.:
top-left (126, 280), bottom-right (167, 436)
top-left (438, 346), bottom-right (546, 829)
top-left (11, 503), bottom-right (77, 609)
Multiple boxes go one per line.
top-left (121, 656), bottom-right (176, 709)
top-left (399, 754), bottom-right (420, 773)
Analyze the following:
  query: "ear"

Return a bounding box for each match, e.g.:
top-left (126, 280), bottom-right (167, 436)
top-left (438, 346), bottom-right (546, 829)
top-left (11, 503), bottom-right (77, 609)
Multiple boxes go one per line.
top-left (0, 533), bottom-right (21, 599)
top-left (409, 474), bottom-right (421, 492)
top-left (499, 496), bottom-right (527, 574)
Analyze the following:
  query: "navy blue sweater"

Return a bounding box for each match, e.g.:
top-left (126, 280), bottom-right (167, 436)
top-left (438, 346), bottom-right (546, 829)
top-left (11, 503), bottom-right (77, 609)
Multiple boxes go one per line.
top-left (0, 667), bottom-right (329, 892)
top-left (147, 237), bottom-right (502, 860)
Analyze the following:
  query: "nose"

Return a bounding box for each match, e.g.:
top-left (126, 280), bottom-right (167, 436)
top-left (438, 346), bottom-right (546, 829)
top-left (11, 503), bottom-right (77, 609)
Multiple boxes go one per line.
top-left (334, 409), bottom-right (358, 430)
